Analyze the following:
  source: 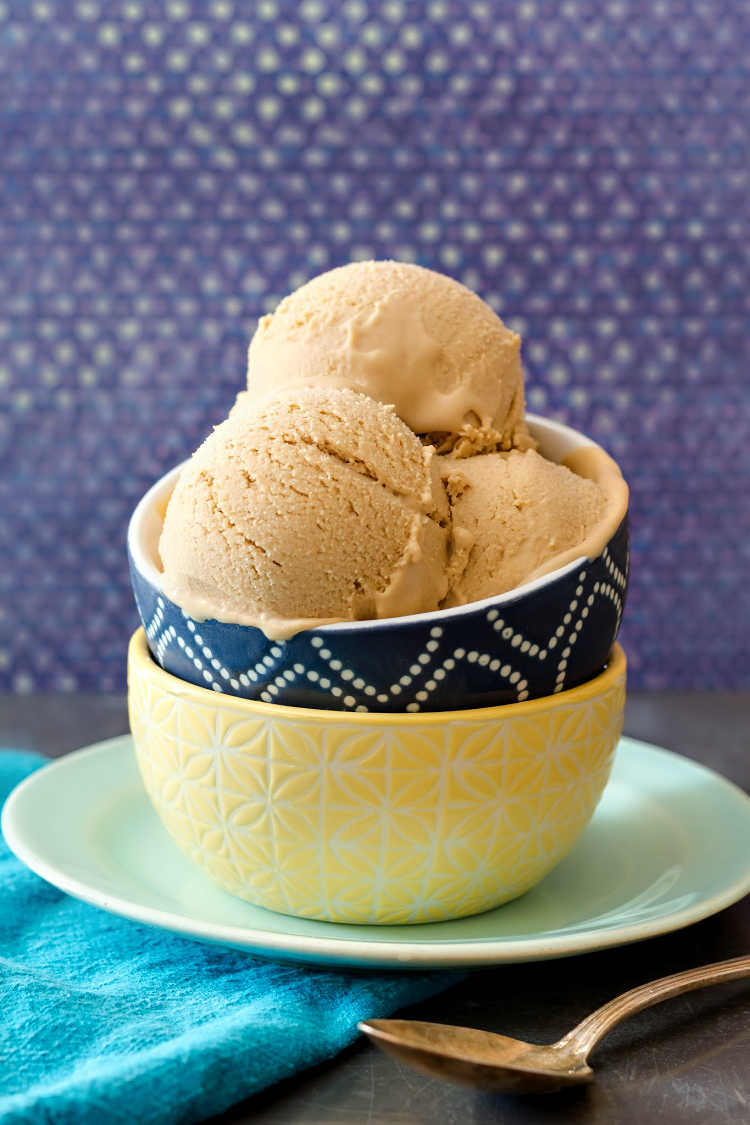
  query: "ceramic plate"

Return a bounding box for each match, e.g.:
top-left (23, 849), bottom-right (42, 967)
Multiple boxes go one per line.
top-left (3, 736), bottom-right (750, 969)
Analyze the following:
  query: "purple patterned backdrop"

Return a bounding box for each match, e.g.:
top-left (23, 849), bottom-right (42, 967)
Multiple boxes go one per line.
top-left (1, 1), bottom-right (748, 694)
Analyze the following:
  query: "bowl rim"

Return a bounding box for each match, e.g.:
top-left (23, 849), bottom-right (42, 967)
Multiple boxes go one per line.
top-left (127, 412), bottom-right (628, 635)
top-left (129, 627), bottom-right (626, 724)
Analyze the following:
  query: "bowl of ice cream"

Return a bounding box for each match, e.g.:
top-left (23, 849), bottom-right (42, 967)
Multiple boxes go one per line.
top-left (128, 626), bottom-right (626, 924)
top-left (128, 260), bottom-right (629, 711)
top-left (128, 407), bottom-right (628, 712)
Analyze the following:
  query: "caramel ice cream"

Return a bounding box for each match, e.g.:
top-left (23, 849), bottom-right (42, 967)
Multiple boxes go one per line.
top-left (156, 262), bottom-right (627, 641)
top-left (442, 448), bottom-right (614, 606)
top-left (159, 386), bottom-right (450, 640)
top-left (245, 260), bottom-right (534, 456)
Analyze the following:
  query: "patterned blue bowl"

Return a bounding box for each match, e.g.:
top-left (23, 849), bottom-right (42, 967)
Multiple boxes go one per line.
top-left (128, 415), bottom-right (629, 713)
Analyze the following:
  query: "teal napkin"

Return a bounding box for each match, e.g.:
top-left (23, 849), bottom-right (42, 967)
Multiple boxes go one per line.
top-left (0, 750), bottom-right (462, 1125)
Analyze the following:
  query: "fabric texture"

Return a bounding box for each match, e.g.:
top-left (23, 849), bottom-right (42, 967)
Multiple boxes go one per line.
top-left (0, 750), bottom-right (460, 1125)
top-left (1, 1), bottom-right (749, 694)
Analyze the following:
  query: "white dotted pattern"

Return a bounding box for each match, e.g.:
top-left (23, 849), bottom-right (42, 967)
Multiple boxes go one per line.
top-left (144, 550), bottom-right (626, 711)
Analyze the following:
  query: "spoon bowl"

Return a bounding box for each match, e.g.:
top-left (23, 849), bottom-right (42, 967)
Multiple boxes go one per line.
top-left (359, 1019), bottom-right (593, 1093)
top-left (360, 954), bottom-right (750, 1094)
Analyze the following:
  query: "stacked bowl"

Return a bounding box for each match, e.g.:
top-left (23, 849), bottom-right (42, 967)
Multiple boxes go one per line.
top-left (127, 411), bottom-right (629, 926)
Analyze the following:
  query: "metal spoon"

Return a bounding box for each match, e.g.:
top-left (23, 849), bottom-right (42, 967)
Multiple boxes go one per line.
top-left (359, 954), bottom-right (750, 1094)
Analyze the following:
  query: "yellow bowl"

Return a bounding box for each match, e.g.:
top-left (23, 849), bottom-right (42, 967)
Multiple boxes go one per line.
top-left (128, 628), bottom-right (626, 925)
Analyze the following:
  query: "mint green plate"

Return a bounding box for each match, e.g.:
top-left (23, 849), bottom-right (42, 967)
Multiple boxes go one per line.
top-left (4, 736), bottom-right (750, 969)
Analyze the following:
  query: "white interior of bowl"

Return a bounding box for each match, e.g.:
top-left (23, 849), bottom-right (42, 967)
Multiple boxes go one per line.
top-left (128, 413), bottom-right (625, 633)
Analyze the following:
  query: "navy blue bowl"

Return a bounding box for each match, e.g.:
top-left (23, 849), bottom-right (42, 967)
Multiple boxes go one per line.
top-left (128, 415), bottom-right (629, 713)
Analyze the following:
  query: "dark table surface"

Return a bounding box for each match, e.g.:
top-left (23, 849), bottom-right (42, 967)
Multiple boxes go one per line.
top-left (2, 692), bottom-right (749, 1125)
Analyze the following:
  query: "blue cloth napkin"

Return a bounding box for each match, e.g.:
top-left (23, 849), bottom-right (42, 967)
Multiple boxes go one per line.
top-left (0, 750), bottom-right (462, 1125)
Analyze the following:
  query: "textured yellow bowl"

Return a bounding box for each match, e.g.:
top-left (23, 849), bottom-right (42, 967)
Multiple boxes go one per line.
top-left (128, 629), bottom-right (626, 925)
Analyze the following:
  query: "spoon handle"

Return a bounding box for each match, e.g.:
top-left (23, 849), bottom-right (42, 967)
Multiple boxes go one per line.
top-left (558, 954), bottom-right (750, 1059)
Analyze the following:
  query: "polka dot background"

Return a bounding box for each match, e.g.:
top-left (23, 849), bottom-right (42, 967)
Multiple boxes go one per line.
top-left (1, 0), bottom-right (748, 693)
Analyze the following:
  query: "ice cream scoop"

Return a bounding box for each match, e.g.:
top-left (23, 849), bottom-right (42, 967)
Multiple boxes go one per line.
top-left (442, 448), bottom-right (618, 606)
top-left (158, 386), bottom-right (450, 640)
top-left (245, 260), bottom-right (534, 456)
